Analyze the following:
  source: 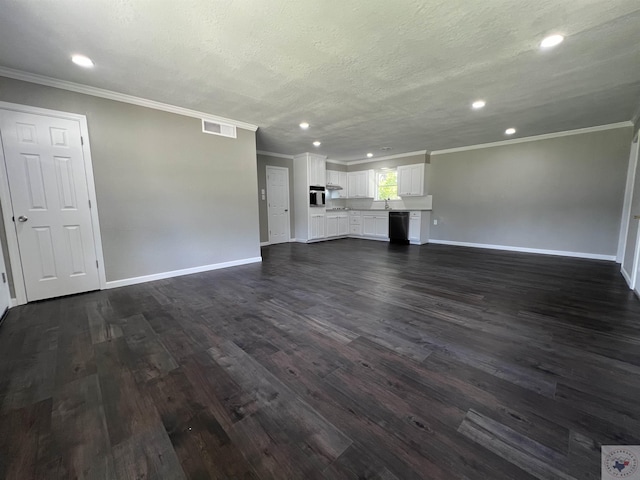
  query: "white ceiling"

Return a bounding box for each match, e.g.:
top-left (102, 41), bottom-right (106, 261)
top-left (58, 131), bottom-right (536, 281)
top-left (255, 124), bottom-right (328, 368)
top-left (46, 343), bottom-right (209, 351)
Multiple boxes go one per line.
top-left (0, 0), bottom-right (639, 161)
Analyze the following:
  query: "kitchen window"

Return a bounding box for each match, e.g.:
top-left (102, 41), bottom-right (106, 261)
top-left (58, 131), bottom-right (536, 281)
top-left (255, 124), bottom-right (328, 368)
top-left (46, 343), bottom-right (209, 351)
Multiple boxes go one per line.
top-left (376, 168), bottom-right (400, 201)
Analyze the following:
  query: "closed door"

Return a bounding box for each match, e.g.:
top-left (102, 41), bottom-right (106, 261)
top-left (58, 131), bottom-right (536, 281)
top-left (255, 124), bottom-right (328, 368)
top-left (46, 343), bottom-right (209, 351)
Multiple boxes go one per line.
top-left (0, 109), bottom-right (99, 301)
top-left (266, 166), bottom-right (290, 244)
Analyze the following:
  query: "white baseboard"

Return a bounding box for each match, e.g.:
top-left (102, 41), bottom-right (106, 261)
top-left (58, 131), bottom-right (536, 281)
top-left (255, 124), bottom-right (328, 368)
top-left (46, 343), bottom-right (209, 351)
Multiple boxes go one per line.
top-left (10, 298), bottom-right (18, 307)
top-left (621, 266), bottom-right (634, 288)
top-left (428, 239), bottom-right (617, 261)
top-left (105, 256), bottom-right (262, 289)
top-left (261, 238), bottom-right (297, 247)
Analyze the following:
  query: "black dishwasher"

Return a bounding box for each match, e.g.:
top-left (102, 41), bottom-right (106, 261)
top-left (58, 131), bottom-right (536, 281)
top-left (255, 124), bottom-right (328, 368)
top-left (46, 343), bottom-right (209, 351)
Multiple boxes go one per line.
top-left (389, 211), bottom-right (409, 244)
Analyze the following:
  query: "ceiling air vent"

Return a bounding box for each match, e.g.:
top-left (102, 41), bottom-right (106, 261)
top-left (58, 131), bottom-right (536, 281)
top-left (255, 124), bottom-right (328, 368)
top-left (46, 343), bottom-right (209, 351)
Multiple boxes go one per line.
top-left (202, 119), bottom-right (237, 139)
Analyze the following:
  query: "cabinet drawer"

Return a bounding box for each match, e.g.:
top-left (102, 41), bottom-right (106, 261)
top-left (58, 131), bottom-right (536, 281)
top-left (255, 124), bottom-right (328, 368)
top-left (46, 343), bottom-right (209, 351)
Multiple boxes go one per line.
top-left (350, 217), bottom-right (361, 225)
top-left (350, 225), bottom-right (362, 235)
top-left (410, 211), bottom-right (421, 218)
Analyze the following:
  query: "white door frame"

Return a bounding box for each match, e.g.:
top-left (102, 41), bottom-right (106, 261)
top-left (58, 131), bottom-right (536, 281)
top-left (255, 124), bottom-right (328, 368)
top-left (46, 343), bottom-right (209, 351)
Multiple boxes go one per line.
top-left (618, 131), bottom-right (639, 264)
top-left (266, 165), bottom-right (291, 245)
top-left (0, 101), bottom-right (107, 305)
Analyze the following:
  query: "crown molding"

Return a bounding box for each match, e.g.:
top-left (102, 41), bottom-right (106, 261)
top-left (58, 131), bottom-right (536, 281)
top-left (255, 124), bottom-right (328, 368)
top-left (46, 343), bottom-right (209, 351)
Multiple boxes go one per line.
top-left (256, 150), bottom-right (294, 159)
top-left (430, 122), bottom-right (633, 155)
top-left (326, 158), bottom-right (348, 165)
top-left (0, 66), bottom-right (259, 132)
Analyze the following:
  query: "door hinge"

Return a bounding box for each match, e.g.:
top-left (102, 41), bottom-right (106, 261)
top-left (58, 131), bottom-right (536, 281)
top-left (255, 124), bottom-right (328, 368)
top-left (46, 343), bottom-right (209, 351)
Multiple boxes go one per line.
top-left (96, 260), bottom-right (99, 269)
top-left (11, 216), bottom-right (14, 222)
top-left (81, 136), bottom-right (84, 145)
top-left (1, 273), bottom-right (5, 284)
top-left (88, 199), bottom-right (91, 209)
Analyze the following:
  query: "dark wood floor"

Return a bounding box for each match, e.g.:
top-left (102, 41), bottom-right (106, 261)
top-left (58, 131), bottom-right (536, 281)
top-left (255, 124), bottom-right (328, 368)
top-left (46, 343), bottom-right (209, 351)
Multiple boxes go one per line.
top-left (1, 240), bottom-right (639, 479)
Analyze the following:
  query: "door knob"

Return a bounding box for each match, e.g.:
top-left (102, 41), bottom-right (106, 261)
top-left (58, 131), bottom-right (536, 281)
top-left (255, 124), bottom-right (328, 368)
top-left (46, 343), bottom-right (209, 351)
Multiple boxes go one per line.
top-left (285, 209), bottom-right (289, 212)
top-left (17, 216), bottom-right (28, 222)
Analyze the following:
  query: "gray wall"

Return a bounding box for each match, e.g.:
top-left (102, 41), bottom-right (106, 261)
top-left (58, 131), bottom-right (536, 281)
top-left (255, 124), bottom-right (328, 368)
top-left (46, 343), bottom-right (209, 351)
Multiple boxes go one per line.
top-left (257, 154), bottom-right (294, 243)
top-left (430, 127), bottom-right (633, 256)
top-left (346, 153), bottom-right (428, 172)
top-left (0, 76), bottom-right (260, 283)
top-left (326, 162), bottom-right (347, 172)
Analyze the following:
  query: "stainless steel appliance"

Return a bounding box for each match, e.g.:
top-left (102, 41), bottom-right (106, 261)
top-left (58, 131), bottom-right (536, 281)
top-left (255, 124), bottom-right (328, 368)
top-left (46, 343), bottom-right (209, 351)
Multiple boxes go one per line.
top-left (309, 186), bottom-right (326, 207)
top-left (389, 211), bottom-right (409, 244)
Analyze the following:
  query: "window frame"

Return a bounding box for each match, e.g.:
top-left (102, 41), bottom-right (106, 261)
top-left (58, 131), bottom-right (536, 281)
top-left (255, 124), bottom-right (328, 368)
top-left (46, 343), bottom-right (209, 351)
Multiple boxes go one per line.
top-left (375, 168), bottom-right (400, 201)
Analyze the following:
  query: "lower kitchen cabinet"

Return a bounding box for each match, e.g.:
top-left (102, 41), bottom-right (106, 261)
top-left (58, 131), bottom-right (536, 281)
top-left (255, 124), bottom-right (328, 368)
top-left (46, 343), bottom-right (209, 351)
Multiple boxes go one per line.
top-left (309, 213), bottom-right (326, 240)
top-left (408, 211), bottom-right (431, 244)
top-left (327, 213), bottom-right (349, 238)
top-left (362, 212), bottom-right (389, 239)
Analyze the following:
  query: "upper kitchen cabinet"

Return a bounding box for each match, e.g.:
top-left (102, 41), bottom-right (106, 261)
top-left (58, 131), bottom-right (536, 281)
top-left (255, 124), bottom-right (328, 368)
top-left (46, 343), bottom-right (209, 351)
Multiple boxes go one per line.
top-left (397, 163), bottom-right (425, 196)
top-left (309, 155), bottom-right (326, 186)
top-left (327, 170), bottom-right (348, 198)
top-left (347, 170), bottom-right (375, 198)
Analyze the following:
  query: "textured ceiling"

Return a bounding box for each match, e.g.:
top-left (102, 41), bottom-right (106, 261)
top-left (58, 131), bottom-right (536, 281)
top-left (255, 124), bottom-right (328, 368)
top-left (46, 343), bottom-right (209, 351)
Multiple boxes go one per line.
top-left (0, 0), bottom-right (639, 160)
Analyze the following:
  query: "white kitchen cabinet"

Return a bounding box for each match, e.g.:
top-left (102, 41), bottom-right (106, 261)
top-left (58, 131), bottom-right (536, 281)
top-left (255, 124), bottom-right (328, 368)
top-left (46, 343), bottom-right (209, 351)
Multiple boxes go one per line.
top-left (338, 214), bottom-right (349, 236)
top-left (362, 215), bottom-right (376, 236)
top-left (309, 156), bottom-right (326, 186)
top-left (326, 170), bottom-right (339, 187)
top-left (309, 213), bottom-right (326, 240)
top-left (347, 170), bottom-right (375, 198)
top-left (408, 211), bottom-right (431, 244)
top-left (349, 211), bottom-right (362, 236)
top-left (326, 213), bottom-right (348, 238)
top-left (326, 214), bottom-right (338, 237)
top-left (337, 172), bottom-right (348, 198)
top-left (397, 163), bottom-right (424, 196)
top-left (362, 211), bottom-right (389, 239)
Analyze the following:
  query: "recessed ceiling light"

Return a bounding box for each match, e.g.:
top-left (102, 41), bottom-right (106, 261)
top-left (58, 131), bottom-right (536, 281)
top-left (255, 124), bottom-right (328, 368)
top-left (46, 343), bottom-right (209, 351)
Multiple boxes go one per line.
top-left (299, 122), bottom-right (309, 129)
top-left (472, 100), bottom-right (486, 109)
top-left (71, 54), bottom-right (94, 68)
top-left (367, 153), bottom-right (373, 158)
top-left (313, 141), bottom-right (321, 147)
top-left (505, 128), bottom-right (516, 135)
top-left (540, 34), bottom-right (564, 49)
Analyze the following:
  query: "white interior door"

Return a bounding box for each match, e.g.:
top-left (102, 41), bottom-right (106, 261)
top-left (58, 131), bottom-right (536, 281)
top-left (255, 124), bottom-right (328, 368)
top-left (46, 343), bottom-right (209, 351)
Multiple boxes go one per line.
top-left (0, 241), bottom-right (10, 317)
top-left (266, 166), bottom-right (290, 244)
top-left (0, 109), bottom-right (100, 301)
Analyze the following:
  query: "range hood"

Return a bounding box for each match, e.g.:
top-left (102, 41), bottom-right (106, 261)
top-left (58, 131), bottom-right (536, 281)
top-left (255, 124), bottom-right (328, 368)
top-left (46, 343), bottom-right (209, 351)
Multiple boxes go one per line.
top-left (326, 184), bottom-right (343, 191)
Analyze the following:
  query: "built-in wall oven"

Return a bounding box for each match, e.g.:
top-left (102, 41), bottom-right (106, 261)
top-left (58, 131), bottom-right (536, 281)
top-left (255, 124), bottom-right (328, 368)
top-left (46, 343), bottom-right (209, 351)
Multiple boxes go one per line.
top-left (310, 186), bottom-right (326, 207)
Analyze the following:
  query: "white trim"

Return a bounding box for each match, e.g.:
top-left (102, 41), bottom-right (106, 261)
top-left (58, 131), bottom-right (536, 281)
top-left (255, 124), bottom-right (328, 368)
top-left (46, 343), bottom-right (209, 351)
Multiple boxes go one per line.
top-left (260, 241), bottom-right (270, 247)
top-left (289, 237), bottom-right (297, 242)
top-left (618, 131), bottom-right (639, 263)
top-left (630, 221), bottom-right (640, 290)
top-left (326, 159), bottom-right (348, 165)
top-left (428, 239), bottom-right (616, 261)
top-left (105, 256), bottom-right (262, 289)
top-left (257, 150), bottom-right (294, 159)
top-left (430, 122), bottom-right (633, 155)
top-left (10, 298), bottom-right (17, 307)
top-left (621, 266), bottom-right (633, 288)
top-left (0, 102), bottom-right (107, 305)
top-left (345, 150), bottom-right (428, 166)
top-left (0, 67), bottom-right (258, 132)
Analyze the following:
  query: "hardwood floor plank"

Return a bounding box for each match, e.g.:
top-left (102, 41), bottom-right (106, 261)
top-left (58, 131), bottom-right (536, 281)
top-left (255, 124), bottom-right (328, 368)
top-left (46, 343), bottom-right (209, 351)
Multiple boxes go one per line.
top-left (50, 374), bottom-right (115, 479)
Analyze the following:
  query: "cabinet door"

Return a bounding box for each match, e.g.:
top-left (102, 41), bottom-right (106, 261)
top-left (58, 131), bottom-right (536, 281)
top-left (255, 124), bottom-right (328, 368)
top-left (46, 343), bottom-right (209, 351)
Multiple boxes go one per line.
top-left (338, 215), bottom-right (349, 235)
top-left (326, 216), bottom-right (338, 237)
top-left (375, 216), bottom-right (389, 238)
top-left (348, 173), bottom-right (358, 198)
top-left (410, 165), bottom-right (424, 195)
top-left (397, 165), bottom-right (411, 196)
top-left (338, 172), bottom-right (348, 198)
top-left (318, 160), bottom-right (326, 187)
top-left (318, 214), bottom-right (325, 238)
top-left (409, 216), bottom-right (420, 241)
top-left (357, 172), bottom-right (366, 197)
top-left (362, 215), bottom-right (376, 236)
